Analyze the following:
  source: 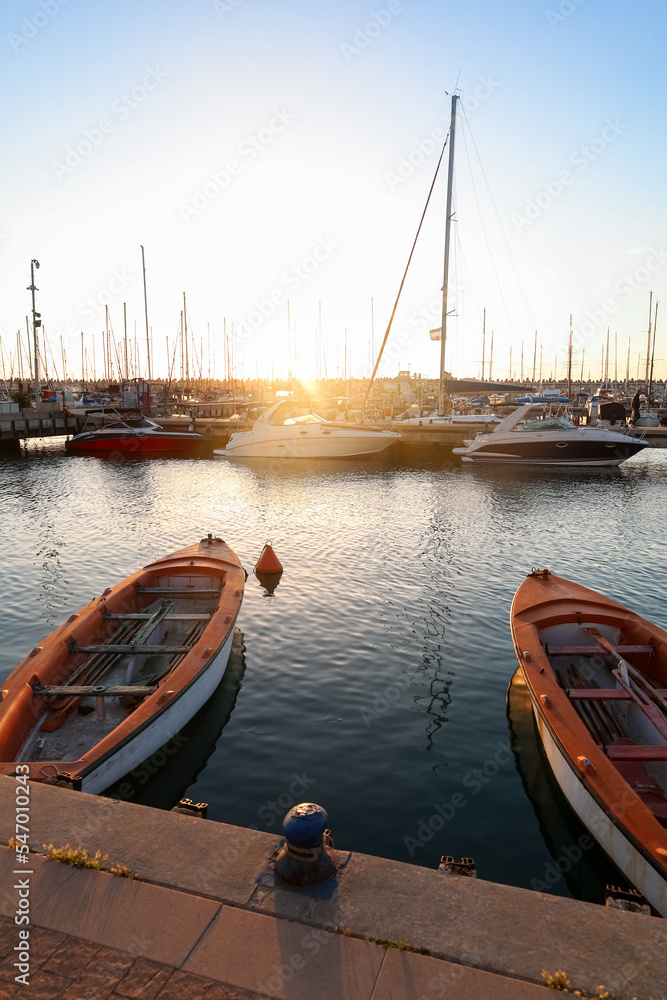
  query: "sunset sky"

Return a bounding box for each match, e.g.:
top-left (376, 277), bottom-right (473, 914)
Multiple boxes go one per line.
top-left (1, 0), bottom-right (665, 384)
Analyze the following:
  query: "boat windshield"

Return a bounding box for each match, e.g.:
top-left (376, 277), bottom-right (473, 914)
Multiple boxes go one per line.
top-left (268, 405), bottom-right (325, 426)
top-left (518, 417), bottom-right (577, 432)
top-left (284, 413), bottom-right (325, 425)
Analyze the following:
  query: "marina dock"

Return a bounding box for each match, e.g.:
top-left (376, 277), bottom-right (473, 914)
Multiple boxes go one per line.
top-left (3, 410), bottom-right (666, 454)
top-left (0, 775), bottom-right (664, 1000)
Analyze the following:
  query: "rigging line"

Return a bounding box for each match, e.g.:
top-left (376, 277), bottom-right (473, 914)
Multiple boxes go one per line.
top-left (459, 104), bottom-right (537, 335)
top-left (362, 136), bottom-right (449, 411)
top-left (458, 116), bottom-right (524, 348)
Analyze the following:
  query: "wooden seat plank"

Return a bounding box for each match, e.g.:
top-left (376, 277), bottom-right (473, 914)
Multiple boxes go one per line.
top-left (568, 688), bottom-right (667, 701)
top-left (548, 645), bottom-right (655, 656)
top-left (135, 587), bottom-right (221, 596)
top-left (34, 684), bottom-right (157, 697)
top-left (102, 612), bottom-right (211, 621)
top-left (606, 745), bottom-right (667, 762)
top-left (73, 644), bottom-right (190, 654)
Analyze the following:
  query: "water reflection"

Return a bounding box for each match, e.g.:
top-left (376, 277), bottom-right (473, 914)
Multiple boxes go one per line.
top-left (103, 628), bottom-right (247, 809)
top-left (417, 649), bottom-right (454, 756)
top-left (506, 668), bottom-right (621, 904)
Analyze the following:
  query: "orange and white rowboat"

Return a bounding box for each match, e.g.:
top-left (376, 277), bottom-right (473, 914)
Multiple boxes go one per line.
top-left (511, 570), bottom-right (667, 916)
top-left (0, 535), bottom-right (244, 794)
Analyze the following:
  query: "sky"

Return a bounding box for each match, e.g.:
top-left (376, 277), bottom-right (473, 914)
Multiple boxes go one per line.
top-left (1, 0), bottom-right (666, 385)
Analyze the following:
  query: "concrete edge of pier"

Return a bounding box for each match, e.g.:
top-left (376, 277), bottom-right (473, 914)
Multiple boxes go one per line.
top-left (0, 776), bottom-right (664, 999)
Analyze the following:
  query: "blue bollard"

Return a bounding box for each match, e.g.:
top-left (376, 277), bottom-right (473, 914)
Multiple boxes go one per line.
top-left (274, 802), bottom-right (336, 887)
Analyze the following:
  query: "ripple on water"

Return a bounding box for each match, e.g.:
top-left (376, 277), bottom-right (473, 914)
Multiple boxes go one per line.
top-left (0, 445), bottom-right (666, 900)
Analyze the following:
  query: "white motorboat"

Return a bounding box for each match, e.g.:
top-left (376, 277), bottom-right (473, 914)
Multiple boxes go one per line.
top-left (217, 399), bottom-right (400, 458)
top-left (401, 412), bottom-right (502, 425)
top-left (452, 403), bottom-right (648, 466)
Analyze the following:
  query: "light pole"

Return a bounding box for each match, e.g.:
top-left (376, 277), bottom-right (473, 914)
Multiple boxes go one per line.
top-left (27, 259), bottom-right (40, 408)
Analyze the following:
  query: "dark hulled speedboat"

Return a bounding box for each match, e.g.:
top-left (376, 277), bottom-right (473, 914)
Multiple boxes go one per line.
top-left (452, 403), bottom-right (647, 466)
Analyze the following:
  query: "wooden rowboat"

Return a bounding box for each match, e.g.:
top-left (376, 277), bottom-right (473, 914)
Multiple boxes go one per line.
top-left (0, 535), bottom-right (244, 794)
top-left (511, 570), bottom-right (667, 916)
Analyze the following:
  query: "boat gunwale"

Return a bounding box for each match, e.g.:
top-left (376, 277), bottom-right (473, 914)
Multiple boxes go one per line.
top-left (0, 540), bottom-right (244, 783)
top-left (510, 572), bottom-right (667, 880)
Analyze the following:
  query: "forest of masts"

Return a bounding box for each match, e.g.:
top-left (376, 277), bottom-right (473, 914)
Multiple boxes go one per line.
top-left (1, 299), bottom-right (661, 392)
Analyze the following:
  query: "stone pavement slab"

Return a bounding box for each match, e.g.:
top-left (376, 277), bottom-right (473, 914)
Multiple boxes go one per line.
top-left (252, 850), bottom-right (667, 999)
top-left (0, 778), bottom-right (280, 907)
top-left (184, 905), bottom-right (385, 1000)
top-left (0, 847), bottom-right (77, 921)
top-left (370, 948), bottom-right (549, 999)
top-left (2, 778), bottom-right (666, 1000)
top-left (31, 865), bottom-right (221, 967)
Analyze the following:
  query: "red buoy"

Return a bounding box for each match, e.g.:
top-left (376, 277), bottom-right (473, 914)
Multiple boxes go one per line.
top-left (255, 542), bottom-right (283, 575)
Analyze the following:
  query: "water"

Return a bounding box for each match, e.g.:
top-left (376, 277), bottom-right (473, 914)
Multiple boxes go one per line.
top-left (2, 439), bottom-right (666, 903)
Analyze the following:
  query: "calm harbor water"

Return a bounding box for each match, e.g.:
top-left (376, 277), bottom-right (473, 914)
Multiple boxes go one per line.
top-left (2, 438), bottom-right (666, 903)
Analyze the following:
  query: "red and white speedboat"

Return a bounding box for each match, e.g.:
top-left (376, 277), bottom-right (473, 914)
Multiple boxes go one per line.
top-left (511, 570), bottom-right (667, 915)
top-left (0, 536), bottom-right (244, 794)
top-left (66, 410), bottom-right (204, 457)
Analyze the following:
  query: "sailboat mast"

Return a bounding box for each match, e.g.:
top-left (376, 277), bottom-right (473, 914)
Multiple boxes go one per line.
top-left (184, 292), bottom-right (189, 383)
top-left (141, 246), bottom-right (151, 380)
top-left (567, 315), bottom-right (573, 399)
top-left (481, 307), bottom-right (486, 381)
top-left (604, 327), bottom-right (609, 383)
top-left (648, 301), bottom-right (658, 402)
top-left (645, 291), bottom-right (653, 386)
top-left (123, 302), bottom-right (128, 382)
top-left (438, 93), bottom-right (458, 415)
